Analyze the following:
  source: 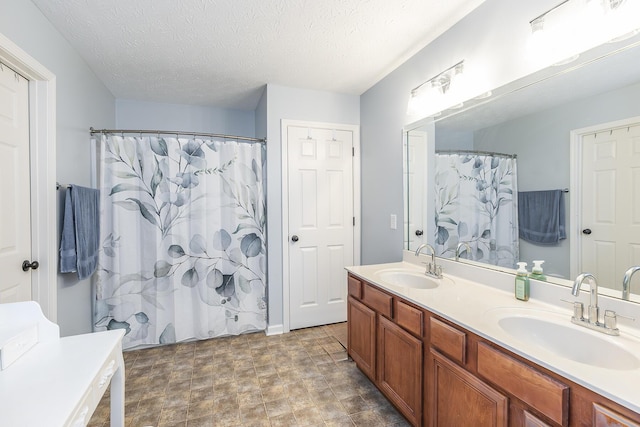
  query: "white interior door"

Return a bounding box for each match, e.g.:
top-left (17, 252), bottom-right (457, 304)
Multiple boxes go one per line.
top-left (405, 130), bottom-right (426, 251)
top-left (580, 122), bottom-right (640, 292)
top-left (0, 63), bottom-right (32, 302)
top-left (287, 124), bottom-right (355, 330)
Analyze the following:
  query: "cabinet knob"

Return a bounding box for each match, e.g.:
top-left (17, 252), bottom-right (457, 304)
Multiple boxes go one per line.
top-left (291, 235), bottom-right (299, 242)
top-left (22, 260), bottom-right (39, 272)
top-left (415, 230), bottom-right (423, 236)
top-left (582, 228), bottom-right (592, 235)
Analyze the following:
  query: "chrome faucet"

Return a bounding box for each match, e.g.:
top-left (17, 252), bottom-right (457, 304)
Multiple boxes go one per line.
top-left (571, 273), bottom-right (619, 335)
top-left (455, 242), bottom-right (472, 261)
top-left (572, 273), bottom-right (599, 325)
top-left (622, 266), bottom-right (640, 300)
top-left (415, 243), bottom-right (443, 279)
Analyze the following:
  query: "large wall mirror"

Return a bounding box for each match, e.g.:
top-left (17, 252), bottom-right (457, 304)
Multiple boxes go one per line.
top-left (404, 37), bottom-right (640, 302)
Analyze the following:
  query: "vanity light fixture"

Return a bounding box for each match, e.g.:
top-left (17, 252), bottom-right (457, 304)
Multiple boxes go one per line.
top-left (473, 90), bottom-right (493, 100)
top-left (407, 60), bottom-right (465, 117)
top-left (528, 0), bottom-right (640, 67)
top-left (528, 0), bottom-right (584, 66)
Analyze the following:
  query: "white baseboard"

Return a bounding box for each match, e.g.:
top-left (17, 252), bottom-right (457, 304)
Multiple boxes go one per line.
top-left (266, 324), bottom-right (284, 336)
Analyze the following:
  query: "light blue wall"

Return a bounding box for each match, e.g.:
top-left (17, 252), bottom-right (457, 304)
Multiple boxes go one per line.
top-left (255, 87), bottom-right (267, 140)
top-left (116, 99), bottom-right (256, 137)
top-left (265, 84), bottom-right (360, 330)
top-left (0, 0), bottom-right (115, 336)
top-left (360, 0), bottom-right (560, 265)
top-left (473, 81), bottom-right (640, 277)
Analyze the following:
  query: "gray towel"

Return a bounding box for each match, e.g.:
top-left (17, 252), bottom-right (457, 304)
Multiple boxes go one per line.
top-left (518, 190), bottom-right (566, 245)
top-left (59, 185), bottom-right (100, 280)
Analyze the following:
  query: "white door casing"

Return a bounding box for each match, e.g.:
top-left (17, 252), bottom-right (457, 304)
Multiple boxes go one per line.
top-left (570, 117), bottom-right (640, 294)
top-left (0, 32), bottom-right (57, 321)
top-left (0, 62), bottom-right (30, 302)
top-left (282, 120), bottom-right (360, 332)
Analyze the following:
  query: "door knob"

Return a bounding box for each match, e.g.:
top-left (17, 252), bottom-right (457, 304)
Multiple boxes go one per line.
top-left (291, 235), bottom-right (299, 242)
top-left (22, 260), bottom-right (39, 271)
top-left (415, 230), bottom-right (423, 236)
top-left (582, 229), bottom-right (592, 235)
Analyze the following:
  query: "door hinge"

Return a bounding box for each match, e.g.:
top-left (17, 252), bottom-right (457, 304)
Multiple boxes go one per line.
top-left (353, 217), bottom-right (355, 226)
top-left (352, 147), bottom-right (355, 157)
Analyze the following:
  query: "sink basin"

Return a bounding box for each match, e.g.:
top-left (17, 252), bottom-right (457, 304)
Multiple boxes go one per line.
top-left (375, 269), bottom-right (448, 289)
top-left (485, 308), bottom-right (640, 370)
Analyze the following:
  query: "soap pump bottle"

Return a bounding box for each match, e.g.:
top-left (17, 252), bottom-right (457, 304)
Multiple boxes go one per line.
top-left (531, 260), bottom-right (546, 281)
top-left (515, 262), bottom-right (530, 301)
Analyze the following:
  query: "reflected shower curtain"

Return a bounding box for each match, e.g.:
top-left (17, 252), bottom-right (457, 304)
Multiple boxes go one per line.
top-left (93, 134), bottom-right (266, 349)
top-left (434, 153), bottom-right (518, 268)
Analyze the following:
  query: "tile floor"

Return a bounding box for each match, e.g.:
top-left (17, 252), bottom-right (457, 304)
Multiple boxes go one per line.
top-left (88, 323), bottom-right (409, 427)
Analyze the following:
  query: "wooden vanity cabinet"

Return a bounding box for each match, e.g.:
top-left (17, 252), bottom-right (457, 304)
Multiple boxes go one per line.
top-left (426, 313), bottom-right (570, 427)
top-left (347, 276), bottom-right (423, 425)
top-left (346, 273), bottom-right (640, 427)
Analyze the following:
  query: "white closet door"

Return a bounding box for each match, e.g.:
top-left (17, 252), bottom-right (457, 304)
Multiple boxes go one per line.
top-left (581, 123), bottom-right (640, 291)
top-left (287, 124), bottom-right (354, 329)
top-left (406, 130), bottom-right (426, 251)
top-left (0, 64), bottom-right (31, 302)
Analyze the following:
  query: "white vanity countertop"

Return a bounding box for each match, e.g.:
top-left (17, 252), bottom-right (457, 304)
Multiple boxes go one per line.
top-left (346, 256), bottom-right (640, 414)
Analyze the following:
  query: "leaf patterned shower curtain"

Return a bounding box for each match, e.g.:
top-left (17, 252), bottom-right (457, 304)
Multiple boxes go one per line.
top-left (434, 153), bottom-right (519, 268)
top-left (93, 134), bottom-right (266, 349)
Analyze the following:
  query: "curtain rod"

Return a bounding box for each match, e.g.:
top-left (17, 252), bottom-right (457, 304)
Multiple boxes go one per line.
top-left (436, 149), bottom-right (517, 159)
top-left (89, 127), bottom-right (266, 144)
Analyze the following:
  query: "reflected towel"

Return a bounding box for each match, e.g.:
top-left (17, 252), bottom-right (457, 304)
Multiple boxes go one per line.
top-left (518, 190), bottom-right (566, 245)
top-left (59, 185), bottom-right (100, 279)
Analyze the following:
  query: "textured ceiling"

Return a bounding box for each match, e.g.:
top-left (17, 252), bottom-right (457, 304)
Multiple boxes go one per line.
top-left (31, 0), bottom-right (484, 110)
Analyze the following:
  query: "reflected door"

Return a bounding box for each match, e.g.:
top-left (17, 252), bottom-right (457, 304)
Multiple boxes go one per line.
top-left (287, 124), bottom-right (354, 329)
top-left (580, 122), bottom-right (640, 292)
top-left (0, 63), bottom-right (31, 302)
top-left (405, 130), bottom-right (426, 251)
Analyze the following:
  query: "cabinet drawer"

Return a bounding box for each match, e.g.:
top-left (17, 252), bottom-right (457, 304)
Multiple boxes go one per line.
top-left (477, 343), bottom-right (569, 426)
top-left (593, 403), bottom-right (640, 427)
top-left (430, 317), bottom-right (466, 364)
top-left (348, 275), bottom-right (362, 299)
top-left (362, 283), bottom-right (393, 318)
top-left (395, 300), bottom-right (423, 337)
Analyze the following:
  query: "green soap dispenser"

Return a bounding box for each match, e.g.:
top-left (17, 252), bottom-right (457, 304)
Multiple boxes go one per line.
top-left (531, 260), bottom-right (546, 281)
top-left (515, 262), bottom-right (530, 301)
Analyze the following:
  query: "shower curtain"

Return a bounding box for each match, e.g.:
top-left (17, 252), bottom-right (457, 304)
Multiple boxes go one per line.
top-left (434, 153), bottom-right (518, 268)
top-left (93, 134), bottom-right (266, 349)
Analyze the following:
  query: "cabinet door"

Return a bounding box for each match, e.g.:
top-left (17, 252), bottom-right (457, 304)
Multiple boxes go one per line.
top-left (378, 316), bottom-right (423, 426)
top-left (431, 350), bottom-right (507, 427)
top-left (347, 296), bottom-right (376, 380)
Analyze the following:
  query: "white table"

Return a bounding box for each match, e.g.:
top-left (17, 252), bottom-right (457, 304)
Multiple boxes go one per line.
top-left (0, 302), bottom-right (125, 427)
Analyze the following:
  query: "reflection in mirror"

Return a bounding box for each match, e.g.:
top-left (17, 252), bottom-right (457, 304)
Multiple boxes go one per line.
top-left (433, 150), bottom-right (518, 268)
top-left (404, 38), bottom-right (640, 302)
